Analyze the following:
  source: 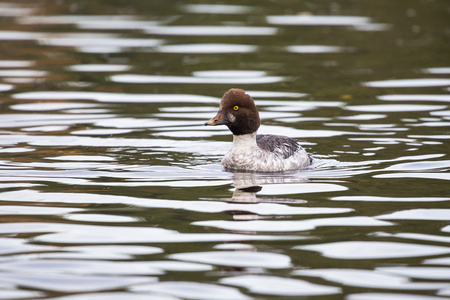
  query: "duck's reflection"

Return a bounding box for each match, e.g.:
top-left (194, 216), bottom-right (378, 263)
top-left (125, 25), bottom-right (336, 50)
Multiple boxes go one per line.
top-left (226, 172), bottom-right (308, 221)
top-left (228, 172), bottom-right (308, 203)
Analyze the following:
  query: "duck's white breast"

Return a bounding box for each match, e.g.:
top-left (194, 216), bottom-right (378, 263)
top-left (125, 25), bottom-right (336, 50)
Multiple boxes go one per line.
top-left (221, 133), bottom-right (310, 172)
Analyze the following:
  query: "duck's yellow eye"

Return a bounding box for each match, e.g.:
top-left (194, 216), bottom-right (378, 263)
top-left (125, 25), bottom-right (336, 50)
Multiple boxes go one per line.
top-left (233, 106), bottom-right (239, 111)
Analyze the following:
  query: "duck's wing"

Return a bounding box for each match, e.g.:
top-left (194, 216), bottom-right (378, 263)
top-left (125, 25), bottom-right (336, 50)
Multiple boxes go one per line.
top-left (256, 134), bottom-right (300, 159)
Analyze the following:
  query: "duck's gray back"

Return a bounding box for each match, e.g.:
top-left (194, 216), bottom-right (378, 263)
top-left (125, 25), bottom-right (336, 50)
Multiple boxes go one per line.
top-left (256, 134), bottom-right (300, 159)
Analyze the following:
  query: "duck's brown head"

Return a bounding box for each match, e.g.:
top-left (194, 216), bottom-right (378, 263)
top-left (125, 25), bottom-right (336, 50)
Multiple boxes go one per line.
top-left (204, 88), bottom-right (260, 135)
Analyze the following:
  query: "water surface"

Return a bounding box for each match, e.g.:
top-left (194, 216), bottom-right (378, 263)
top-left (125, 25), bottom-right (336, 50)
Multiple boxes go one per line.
top-left (0, 0), bottom-right (449, 299)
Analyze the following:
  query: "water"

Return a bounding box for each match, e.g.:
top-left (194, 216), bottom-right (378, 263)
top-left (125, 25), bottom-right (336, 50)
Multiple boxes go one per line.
top-left (0, 0), bottom-right (449, 299)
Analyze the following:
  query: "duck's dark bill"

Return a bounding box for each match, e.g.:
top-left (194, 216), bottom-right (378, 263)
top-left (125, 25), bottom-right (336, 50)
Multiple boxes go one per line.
top-left (204, 111), bottom-right (229, 126)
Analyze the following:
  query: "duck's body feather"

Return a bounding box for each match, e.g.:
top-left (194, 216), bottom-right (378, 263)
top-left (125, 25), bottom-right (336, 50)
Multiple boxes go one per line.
top-left (221, 133), bottom-right (311, 173)
top-left (256, 134), bottom-right (299, 159)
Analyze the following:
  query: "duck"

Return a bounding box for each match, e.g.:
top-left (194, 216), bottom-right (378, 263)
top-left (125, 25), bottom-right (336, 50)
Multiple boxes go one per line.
top-left (205, 88), bottom-right (311, 172)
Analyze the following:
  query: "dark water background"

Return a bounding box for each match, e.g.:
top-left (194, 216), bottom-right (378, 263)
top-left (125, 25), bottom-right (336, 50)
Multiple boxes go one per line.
top-left (0, 0), bottom-right (449, 299)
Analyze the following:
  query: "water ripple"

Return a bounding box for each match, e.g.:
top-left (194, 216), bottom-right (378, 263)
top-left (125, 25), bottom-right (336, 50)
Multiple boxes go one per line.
top-left (294, 268), bottom-right (448, 290)
top-left (169, 251), bottom-right (291, 268)
top-left (132, 281), bottom-right (250, 300)
top-left (0, 222), bottom-right (302, 244)
top-left (144, 26), bottom-right (277, 36)
top-left (0, 1), bottom-right (448, 299)
top-left (362, 78), bottom-right (450, 88)
top-left (153, 43), bottom-right (257, 54)
top-left (194, 216), bottom-right (391, 232)
top-left (220, 275), bottom-right (341, 296)
top-left (0, 272), bottom-right (154, 293)
top-left (295, 241), bottom-right (450, 259)
top-left (111, 74), bottom-right (285, 84)
top-left (267, 15), bottom-right (371, 26)
top-left (181, 4), bottom-right (256, 14)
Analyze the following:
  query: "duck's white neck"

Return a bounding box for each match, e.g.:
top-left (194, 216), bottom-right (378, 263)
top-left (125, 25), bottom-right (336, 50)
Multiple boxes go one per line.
top-left (232, 132), bottom-right (258, 148)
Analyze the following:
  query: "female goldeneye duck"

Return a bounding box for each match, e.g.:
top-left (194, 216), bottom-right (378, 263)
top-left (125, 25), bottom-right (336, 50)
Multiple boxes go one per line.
top-left (205, 88), bottom-right (312, 172)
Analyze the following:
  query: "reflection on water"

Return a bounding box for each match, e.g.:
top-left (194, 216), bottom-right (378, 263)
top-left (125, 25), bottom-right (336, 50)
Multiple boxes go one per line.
top-left (144, 25), bottom-right (278, 36)
top-left (266, 15), bottom-right (371, 26)
top-left (0, 0), bottom-right (449, 299)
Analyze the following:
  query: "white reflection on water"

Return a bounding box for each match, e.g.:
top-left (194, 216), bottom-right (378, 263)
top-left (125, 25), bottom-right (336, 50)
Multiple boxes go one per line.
top-left (0, 83), bottom-right (14, 91)
top-left (181, 4), bottom-right (256, 14)
top-left (423, 67), bottom-right (450, 74)
top-left (374, 173), bottom-right (450, 180)
top-left (409, 121), bottom-right (450, 128)
top-left (153, 43), bottom-right (257, 53)
top-left (346, 104), bottom-right (446, 112)
top-left (376, 209), bottom-right (450, 221)
top-left (18, 15), bottom-right (156, 25)
top-left (0, 60), bottom-right (34, 67)
top-left (409, 133), bottom-right (450, 139)
top-left (267, 15), bottom-right (371, 26)
top-left (66, 213), bottom-right (137, 223)
top-left (295, 241), bottom-right (450, 259)
top-left (294, 269), bottom-right (449, 290)
top-left (348, 292), bottom-right (449, 300)
top-left (0, 259), bottom-right (163, 276)
top-left (374, 232), bottom-right (450, 244)
top-left (0, 190), bottom-right (350, 216)
top-left (0, 69), bottom-right (47, 77)
top-left (350, 23), bottom-right (392, 31)
top-left (17, 14), bottom-right (174, 31)
top-left (220, 275), bottom-right (341, 296)
top-left (0, 290), bottom-right (43, 300)
top-left (0, 3), bottom-right (36, 16)
top-left (193, 70), bottom-right (267, 78)
top-left (0, 272), bottom-right (155, 293)
top-left (40, 245), bottom-right (163, 260)
top-left (362, 78), bottom-right (450, 88)
top-left (144, 26), bottom-right (277, 36)
top-left (13, 91), bottom-right (218, 103)
top-left (68, 64), bottom-right (131, 72)
top-left (332, 196), bottom-right (450, 202)
top-left (378, 94), bottom-right (450, 103)
top-left (71, 129), bottom-right (134, 136)
top-left (50, 292), bottom-right (177, 300)
top-left (0, 30), bottom-right (45, 40)
top-left (21, 125), bottom-right (69, 132)
top-left (425, 257), bottom-right (450, 266)
top-left (95, 117), bottom-right (200, 129)
top-left (286, 45), bottom-right (354, 53)
top-left (170, 250), bottom-right (291, 268)
top-left (338, 114), bottom-right (386, 120)
top-left (0, 114), bottom-right (116, 128)
top-left (0, 237), bottom-right (57, 255)
top-left (213, 243), bottom-right (254, 250)
top-left (258, 182), bottom-right (347, 195)
top-left (48, 155), bottom-right (115, 161)
top-left (384, 159), bottom-right (450, 171)
top-left (111, 74), bottom-right (285, 84)
top-left (0, 222), bottom-right (302, 244)
top-left (376, 266), bottom-right (450, 280)
top-left (0, 205), bottom-right (81, 215)
top-left (245, 90), bottom-right (307, 98)
top-left (193, 216), bottom-right (391, 232)
top-left (11, 102), bottom-right (99, 111)
top-left (131, 281), bottom-right (250, 300)
top-left (0, 182), bottom-right (37, 188)
top-left (77, 20), bottom-right (168, 30)
top-left (40, 35), bottom-right (164, 53)
top-left (0, 31), bottom-right (163, 53)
